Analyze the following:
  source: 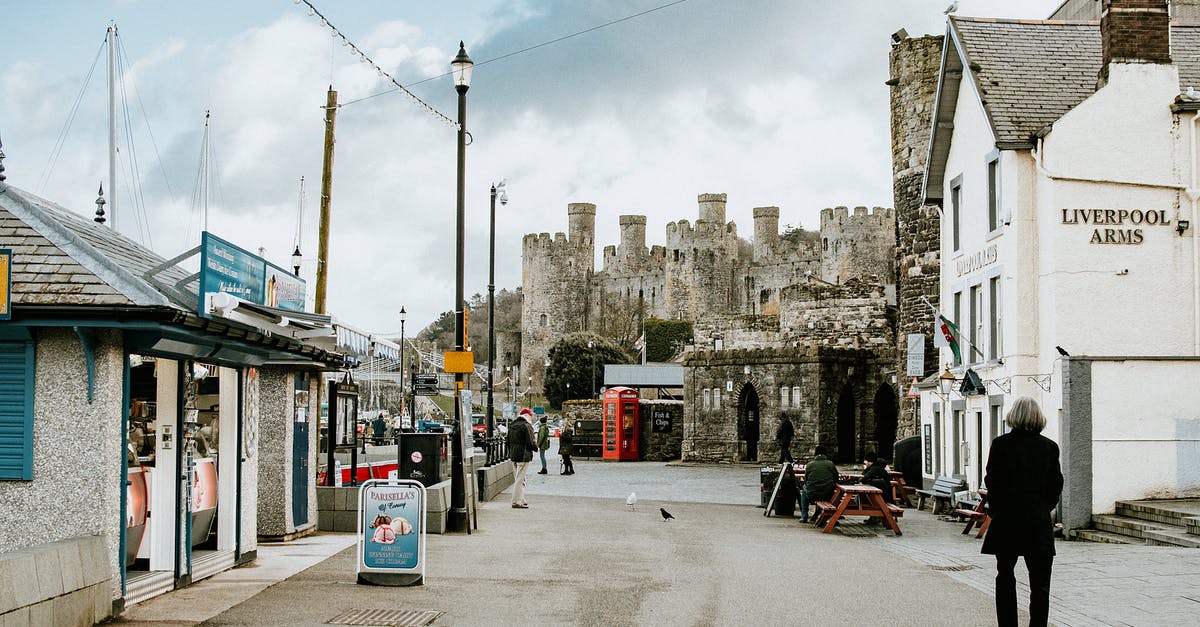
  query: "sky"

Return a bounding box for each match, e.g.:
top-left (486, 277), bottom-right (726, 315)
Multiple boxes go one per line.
top-left (0, 0), bottom-right (1060, 336)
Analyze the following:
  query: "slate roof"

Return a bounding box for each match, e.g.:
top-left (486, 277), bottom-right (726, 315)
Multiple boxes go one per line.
top-left (0, 184), bottom-right (195, 309)
top-left (924, 18), bottom-right (1200, 202)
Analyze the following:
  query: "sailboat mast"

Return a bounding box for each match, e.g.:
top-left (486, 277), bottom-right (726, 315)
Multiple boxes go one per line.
top-left (107, 24), bottom-right (118, 231)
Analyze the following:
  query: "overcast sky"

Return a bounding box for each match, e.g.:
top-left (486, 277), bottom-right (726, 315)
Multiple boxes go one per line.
top-left (1, 0), bottom-right (1058, 335)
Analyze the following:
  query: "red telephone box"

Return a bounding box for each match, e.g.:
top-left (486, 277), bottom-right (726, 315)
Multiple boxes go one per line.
top-left (602, 387), bottom-right (640, 461)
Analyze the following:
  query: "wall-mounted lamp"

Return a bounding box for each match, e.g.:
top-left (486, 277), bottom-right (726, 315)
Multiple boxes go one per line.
top-left (938, 365), bottom-right (958, 399)
top-left (1177, 219), bottom-right (1190, 236)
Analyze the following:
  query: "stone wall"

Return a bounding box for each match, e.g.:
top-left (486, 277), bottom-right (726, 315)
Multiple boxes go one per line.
top-left (683, 346), bottom-right (895, 464)
top-left (819, 206), bottom-right (897, 284)
top-left (779, 280), bottom-right (896, 352)
top-left (638, 400), bottom-right (683, 461)
top-left (889, 34), bottom-right (944, 434)
top-left (0, 329), bottom-right (125, 605)
top-left (0, 535), bottom-right (114, 625)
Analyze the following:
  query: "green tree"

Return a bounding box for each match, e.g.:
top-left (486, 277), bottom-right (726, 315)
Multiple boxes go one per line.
top-left (544, 333), bottom-right (631, 409)
top-left (781, 223), bottom-right (821, 248)
top-left (644, 318), bottom-right (693, 362)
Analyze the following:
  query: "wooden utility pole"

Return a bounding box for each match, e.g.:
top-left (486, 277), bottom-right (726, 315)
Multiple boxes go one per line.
top-left (315, 87), bottom-right (338, 314)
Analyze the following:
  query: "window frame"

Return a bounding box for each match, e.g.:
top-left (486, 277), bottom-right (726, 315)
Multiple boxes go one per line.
top-left (949, 174), bottom-right (963, 252)
top-left (985, 152), bottom-right (1001, 234)
top-left (0, 340), bottom-right (35, 481)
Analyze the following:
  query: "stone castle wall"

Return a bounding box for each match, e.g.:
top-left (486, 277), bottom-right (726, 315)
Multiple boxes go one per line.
top-left (779, 279), bottom-right (896, 352)
top-left (889, 34), bottom-right (944, 433)
top-left (818, 206), bottom-right (897, 285)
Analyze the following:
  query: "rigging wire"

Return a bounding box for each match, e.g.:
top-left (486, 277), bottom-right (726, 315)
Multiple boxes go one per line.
top-left (187, 111), bottom-right (211, 244)
top-left (115, 33), bottom-right (154, 248)
top-left (37, 39), bottom-right (106, 194)
top-left (118, 35), bottom-right (178, 211)
top-left (294, 176), bottom-right (306, 249)
top-left (336, 0), bottom-right (691, 109)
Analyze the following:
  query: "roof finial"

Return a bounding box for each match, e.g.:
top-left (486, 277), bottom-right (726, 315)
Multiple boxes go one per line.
top-left (0, 133), bottom-right (7, 192)
top-left (94, 183), bottom-right (107, 224)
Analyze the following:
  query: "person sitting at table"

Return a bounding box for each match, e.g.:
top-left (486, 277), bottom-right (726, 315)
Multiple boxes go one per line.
top-left (799, 446), bottom-right (838, 523)
top-left (860, 450), bottom-right (891, 524)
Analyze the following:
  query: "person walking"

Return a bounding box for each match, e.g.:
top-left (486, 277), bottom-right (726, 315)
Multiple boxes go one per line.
top-left (536, 415), bottom-right (551, 474)
top-left (559, 422), bottom-right (575, 475)
top-left (776, 413), bottom-right (794, 463)
top-left (982, 397), bottom-right (1063, 627)
top-left (371, 412), bottom-right (387, 446)
top-left (507, 408), bottom-right (538, 508)
top-left (799, 446), bottom-right (838, 524)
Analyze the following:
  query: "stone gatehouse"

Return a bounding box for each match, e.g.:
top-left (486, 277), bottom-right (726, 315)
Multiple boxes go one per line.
top-left (683, 346), bottom-right (897, 465)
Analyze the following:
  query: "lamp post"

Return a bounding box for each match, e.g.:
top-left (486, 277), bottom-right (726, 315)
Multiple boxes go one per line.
top-left (449, 41), bottom-right (473, 533)
top-left (291, 245), bottom-right (302, 277)
top-left (588, 340), bottom-right (596, 398)
top-left (399, 306), bottom-right (406, 423)
top-left (938, 364), bottom-right (957, 476)
top-left (487, 181), bottom-right (507, 441)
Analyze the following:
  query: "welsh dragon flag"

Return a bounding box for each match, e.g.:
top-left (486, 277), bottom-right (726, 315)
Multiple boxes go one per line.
top-left (923, 296), bottom-right (962, 364)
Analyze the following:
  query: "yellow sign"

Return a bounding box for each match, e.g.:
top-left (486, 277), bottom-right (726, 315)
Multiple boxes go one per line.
top-left (0, 249), bottom-right (10, 320)
top-left (443, 350), bottom-right (475, 373)
top-left (462, 306), bottom-right (469, 340)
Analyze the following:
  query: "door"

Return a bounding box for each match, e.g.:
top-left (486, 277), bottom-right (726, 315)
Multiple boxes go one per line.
top-left (292, 422), bottom-right (309, 527)
top-left (738, 384), bottom-right (760, 461)
top-left (836, 386), bottom-right (856, 464)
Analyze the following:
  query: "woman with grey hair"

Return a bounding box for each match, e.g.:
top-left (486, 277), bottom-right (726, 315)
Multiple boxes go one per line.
top-left (982, 396), bottom-right (1063, 627)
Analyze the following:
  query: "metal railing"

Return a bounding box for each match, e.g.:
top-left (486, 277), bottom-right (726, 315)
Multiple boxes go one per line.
top-left (483, 436), bottom-right (508, 466)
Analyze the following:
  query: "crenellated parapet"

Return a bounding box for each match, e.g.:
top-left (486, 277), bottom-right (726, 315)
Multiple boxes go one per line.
top-left (819, 206), bottom-right (898, 284)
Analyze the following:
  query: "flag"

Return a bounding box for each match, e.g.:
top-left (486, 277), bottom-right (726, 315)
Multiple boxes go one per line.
top-left (633, 334), bottom-right (645, 351)
top-left (922, 296), bottom-right (962, 365)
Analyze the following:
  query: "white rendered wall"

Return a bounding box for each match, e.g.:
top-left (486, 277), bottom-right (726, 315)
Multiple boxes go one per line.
top-left (1088, 360), bottom-right (1200, 513)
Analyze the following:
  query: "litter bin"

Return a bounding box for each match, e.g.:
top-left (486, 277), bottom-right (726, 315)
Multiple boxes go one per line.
top-left (397, 432), bottom-right (450, 487)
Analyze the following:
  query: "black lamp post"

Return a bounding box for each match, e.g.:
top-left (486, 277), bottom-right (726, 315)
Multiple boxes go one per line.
top-left (588, 340), bottom-right (596, 398)
top-left (448, 41), bottom-right (472, 533)
top-left (487, 181), bottom-right (507, 441)
top-left (291, 245), bottom-right (302, 276)
top-left (399, 306), bottom-right (406, 423)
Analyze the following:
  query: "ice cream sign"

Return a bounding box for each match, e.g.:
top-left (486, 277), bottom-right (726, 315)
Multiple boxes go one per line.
top-left (199, 231), bottom-right (305, 315)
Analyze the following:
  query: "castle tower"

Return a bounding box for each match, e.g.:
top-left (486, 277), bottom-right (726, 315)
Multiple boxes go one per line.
top-left (617, 214), bottom-right (647, 269)
top-left (697, 193), bottom-right (726, 224)
top-left (889, 33), bottom-right (944, 432)
top-left (819, 206), bottom-right (897, 285)
top-left (752, 206), bottom-right (780, 262)
top-left (521, 203), bottom-right (596, 390)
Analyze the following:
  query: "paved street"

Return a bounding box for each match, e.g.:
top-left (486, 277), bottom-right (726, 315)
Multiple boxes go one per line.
top-left (115, 459), bottom-right (1200, 626)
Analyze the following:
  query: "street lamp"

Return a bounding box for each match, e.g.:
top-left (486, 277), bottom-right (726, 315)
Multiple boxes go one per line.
top-left (487, 181), bottom-right (508, 441)
top-left (588, 340), bottom-right (596, 398)
top-left (449, 40), bottom-right (473, 533)
top-left (399, 306), bottom-right (406, 424)
top-left (291, 245), bottom-right (302, 277)
top-left (938, 364), bottom-right (957, 399)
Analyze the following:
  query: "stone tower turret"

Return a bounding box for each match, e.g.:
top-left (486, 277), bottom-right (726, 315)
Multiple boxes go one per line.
top-left (889, 33), bottom-right (944, 432)
top-left (521, 203), bottom-right (596, 389)
top-left (697, 193), bottom-right (726, 224)
top-left (753, 206), bottom-right (780, 261)
top-left (819, 206), bottom-right (896, 285)
top-left (568, 202), bottom-right (596, 246)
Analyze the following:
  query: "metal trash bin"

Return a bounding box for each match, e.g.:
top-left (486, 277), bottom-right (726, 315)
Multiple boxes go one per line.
top-left (397, 433), bottom-right (450, 487)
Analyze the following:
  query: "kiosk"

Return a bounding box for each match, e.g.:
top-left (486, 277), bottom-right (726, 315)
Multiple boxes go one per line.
top-left (602, 387), bottom-right (640, 461)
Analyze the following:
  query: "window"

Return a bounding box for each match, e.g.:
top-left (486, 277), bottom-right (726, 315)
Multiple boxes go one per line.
top-left (989, 276), bottom-right (1002, 361)
top-left (953, 291), bottom-right (963, 364)
top-left (713, 390), bottom-right (721, 411)
top-left (987, 157), bottom-right (1000, 232)
top-left (539, 314), bottom-right (547, 327)
top-left (950, 176), bottom-right (962, 251)
top-left (791, 386), bottom-right (801, 408)
top-left (0, 341), bottom-right (35, 480)
top-left (969, 285), bottom-right (981, 364)
top-left (780, 387), bottom-right (789, 408)
top-left (702, 389), bottom-right (711, 412)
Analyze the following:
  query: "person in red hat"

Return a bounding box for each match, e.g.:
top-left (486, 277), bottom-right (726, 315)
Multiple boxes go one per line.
top-left (506, 407), bottom-right (538, 508)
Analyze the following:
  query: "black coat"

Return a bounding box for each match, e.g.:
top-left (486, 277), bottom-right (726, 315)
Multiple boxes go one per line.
top-left (507, 417), bottom-right (537, 463)
top-left (981, 429), bottom-right (1063, 556)
top-left (559, 430), bottom-right (574, 456)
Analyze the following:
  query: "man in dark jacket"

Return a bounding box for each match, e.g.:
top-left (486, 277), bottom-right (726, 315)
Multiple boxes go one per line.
top-left (776, 413), bottom-right (794, 463)
top-left (507, 408), bottom-right (538, 508)
top-left (371, 412), bottom-right (387, 446)
top-left (982, 397), bottom-right (1063, 627)
top-left (799, 447), bottom-right (838, 523)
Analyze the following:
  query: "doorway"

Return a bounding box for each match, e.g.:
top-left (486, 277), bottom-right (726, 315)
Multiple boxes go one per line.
top-left (873, 384), bottom-right (898, 460)
top-left (835, 385), bottom-right (856, 464)
top-left (737, 384), bottom-right (760, 461)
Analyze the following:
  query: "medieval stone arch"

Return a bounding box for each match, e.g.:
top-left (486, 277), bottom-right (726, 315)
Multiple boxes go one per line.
top-left (737, 383), bottom-right (761, 462)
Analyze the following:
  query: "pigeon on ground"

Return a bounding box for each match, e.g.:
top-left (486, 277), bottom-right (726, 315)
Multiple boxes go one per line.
top-left (626, 492), bottom-right (637, 511)
top-left (660, 507), bottom-right (675, 521)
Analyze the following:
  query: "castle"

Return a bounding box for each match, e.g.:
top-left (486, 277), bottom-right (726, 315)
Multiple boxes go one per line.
top-left (521, 194), bottom-right (906, 463)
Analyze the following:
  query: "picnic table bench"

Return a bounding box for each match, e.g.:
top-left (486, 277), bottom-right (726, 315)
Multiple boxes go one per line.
top-left (915, 475), bottom-right (967, 514)
top-left (813, 484), bottom-right (904, 535)
top-left (952, 488), bottom-right (990, 537)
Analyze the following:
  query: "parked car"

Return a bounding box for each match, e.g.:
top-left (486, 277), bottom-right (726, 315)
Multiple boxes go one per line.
top-left (471, 414), bottom-right (487, 446)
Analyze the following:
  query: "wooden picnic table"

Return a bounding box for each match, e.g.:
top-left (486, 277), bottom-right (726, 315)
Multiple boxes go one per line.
top-left (813, 484), bottom-right (903, 536)
top-left (953, 487), bottom-right (990, 537)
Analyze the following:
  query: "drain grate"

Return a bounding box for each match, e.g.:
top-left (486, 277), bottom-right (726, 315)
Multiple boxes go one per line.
top-left (930, 564), bottom-right (977, 572)
top-left (327, 608), bottom-right (443, 626)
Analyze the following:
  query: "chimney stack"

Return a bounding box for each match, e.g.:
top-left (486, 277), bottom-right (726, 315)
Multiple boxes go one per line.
top-left (1101, 0), bottom-right (1171, 83)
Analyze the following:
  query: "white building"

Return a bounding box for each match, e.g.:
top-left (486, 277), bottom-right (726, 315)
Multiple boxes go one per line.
top-left (917, 0), bottom-right (1200, 531)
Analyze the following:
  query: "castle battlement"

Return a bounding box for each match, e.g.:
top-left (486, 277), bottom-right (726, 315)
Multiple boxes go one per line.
top-left (820, 205), bottom-right (895, 228)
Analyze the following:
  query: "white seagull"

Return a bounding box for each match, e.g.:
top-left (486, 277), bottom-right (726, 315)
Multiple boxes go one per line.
top-left (626, 492), bottom-right (638, 511)
top-left (943, 1), bottom-right (959, 15)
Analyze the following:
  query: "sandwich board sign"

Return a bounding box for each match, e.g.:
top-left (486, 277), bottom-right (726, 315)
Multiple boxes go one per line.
top-left (357, 479), bottom-right (427, 586)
